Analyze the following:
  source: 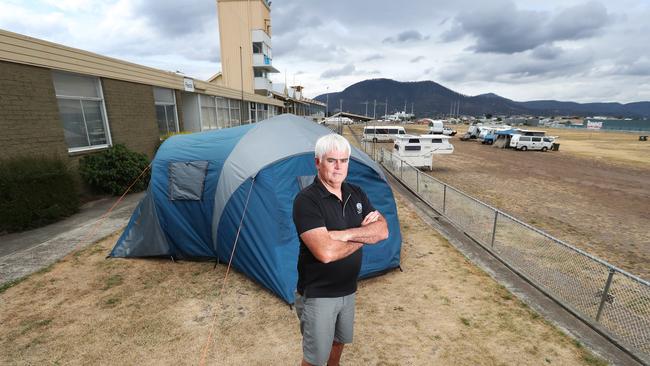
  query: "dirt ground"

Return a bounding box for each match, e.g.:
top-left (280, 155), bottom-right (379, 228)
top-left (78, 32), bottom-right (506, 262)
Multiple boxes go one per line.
top-left (0, 191), bottom-right (605, 365)
top-left (353, 124), bottom-right (650, 280)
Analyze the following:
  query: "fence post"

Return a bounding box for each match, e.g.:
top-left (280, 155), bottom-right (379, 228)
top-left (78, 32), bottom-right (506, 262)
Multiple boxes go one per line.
top-left (372, 140), bottom-right (376, 160)
top-left (442, 184), bottom-right (447, 214)
top-left (416, 169), bottom-right (420, 193)
top-left (596, 269), bottom-right (616, 322)
top-left (400, 159), bottom-right (403, 180)
top-left (491, 210), bottom-right (499, 248)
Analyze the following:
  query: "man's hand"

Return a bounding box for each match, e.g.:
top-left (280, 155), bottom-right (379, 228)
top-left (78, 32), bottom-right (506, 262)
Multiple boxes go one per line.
top-left (361, 210), bottom-right (380, 226)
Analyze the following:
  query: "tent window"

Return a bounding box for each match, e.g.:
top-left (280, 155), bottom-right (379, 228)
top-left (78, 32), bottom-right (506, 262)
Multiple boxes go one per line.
top-left (169, 161), bottom-right (209, 200)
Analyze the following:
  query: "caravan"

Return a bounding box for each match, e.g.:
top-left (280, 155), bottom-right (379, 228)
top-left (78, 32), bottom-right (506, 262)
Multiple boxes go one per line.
top-left (393, 134), bottom-right (454, 170)
top-left (363, 125), bottom-right (406, 142)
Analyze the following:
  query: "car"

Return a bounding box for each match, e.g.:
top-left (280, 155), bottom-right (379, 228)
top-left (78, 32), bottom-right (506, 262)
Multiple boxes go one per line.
top-left (443, 127), bottom-right (457, 136)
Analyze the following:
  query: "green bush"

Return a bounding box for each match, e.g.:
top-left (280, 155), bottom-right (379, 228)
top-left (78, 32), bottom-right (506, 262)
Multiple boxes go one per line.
top-left (79, 144), bottom-right (151, 196)
top-left (0, 157), bottom-right (80, 233)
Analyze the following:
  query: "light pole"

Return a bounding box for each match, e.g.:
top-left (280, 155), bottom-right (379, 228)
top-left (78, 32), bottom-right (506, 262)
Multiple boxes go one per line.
top-left (325, 86), bottom-right (329, 117)
top-left (373, 99), bottom-right (377, 119)
top-left (339, 99), bottom-right (343, 134)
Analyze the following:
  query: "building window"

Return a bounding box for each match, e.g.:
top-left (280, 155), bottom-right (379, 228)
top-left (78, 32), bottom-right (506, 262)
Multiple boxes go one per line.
top-left (253, 42), bottom-right (263, 54)
top-left (255, 103), bottom-right (268, 122)
top-left (200, 94), bottom-right (218, 130)
top-left (249, 102), bottom-right (257, 123)
top-left (217, 97), bottom-right (230, 128)
top-left (52, 71), bottom-right (111, 152)
top-left (153, 87), bottom-right (178, 137)
top-left (229, 99), bottom-right (241, 126)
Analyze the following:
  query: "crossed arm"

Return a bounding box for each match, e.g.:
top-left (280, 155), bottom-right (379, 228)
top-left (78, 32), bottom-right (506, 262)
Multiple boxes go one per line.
top-left (299, 211), bottom-right (389, 264)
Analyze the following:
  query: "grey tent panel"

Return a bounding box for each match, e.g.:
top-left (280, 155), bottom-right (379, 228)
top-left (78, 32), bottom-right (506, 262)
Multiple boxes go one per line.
top-left (111, 191), bottom-right (171, 257)
top-left (211, 114), bottom-right (385, 243)
top-left (297, 175), bottom-right (315, 190)
top-left (169, 161), bottom-right (209, 201)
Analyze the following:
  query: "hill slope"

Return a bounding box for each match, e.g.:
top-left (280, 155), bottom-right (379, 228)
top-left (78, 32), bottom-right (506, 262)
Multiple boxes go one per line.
top-left (314, 79), bottom-right (650, 118)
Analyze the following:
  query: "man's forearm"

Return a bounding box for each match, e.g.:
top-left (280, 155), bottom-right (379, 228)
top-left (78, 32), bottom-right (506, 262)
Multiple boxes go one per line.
top-left (324, 240), bottom-right (363, 262)
top-left (337, 220), bottom-right (389, 244)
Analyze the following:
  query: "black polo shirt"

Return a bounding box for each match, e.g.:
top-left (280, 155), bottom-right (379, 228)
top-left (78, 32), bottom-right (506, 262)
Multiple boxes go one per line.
top-left (293, 176), bottom-right (375, 298)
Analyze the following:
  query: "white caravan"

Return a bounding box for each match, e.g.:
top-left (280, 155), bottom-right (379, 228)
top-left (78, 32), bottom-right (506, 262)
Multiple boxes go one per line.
top-left (363, 126), bottom-right (406, 142)
top-left (393, 134), bottom-right (454, 170)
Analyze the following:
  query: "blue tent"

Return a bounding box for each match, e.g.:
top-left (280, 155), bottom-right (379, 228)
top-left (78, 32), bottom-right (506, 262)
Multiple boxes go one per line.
top-left (110, 114), bottom-right (402, 303)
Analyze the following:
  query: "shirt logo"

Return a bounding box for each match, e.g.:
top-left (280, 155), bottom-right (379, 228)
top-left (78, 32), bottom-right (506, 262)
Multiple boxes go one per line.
top-left (356, 202), bottom-right (362, 214)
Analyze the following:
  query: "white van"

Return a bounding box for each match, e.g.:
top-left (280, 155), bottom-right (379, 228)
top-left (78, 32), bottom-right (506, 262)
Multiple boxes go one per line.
top-left (510, 134), bottom-right (554, 151)
top-left (363, 126), bottom-right (406, 142)
top-left (425, 119), bottom-right (444, 134)
top-left (393, 134), bottom-right (454, 170)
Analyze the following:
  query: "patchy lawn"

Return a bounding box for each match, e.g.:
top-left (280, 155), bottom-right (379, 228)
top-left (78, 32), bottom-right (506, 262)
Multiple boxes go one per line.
top-left (0, 188), bottom-right (605, 365)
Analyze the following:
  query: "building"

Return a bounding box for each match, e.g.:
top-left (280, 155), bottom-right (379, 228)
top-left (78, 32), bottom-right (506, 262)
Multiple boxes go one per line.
top-left (214, 0), bottom-right (325, 120)
top-left (272, 86), bottom-right (326, 120)
top-left (215, 0), bottom-right (279, 97)
top-left (0, 28), bottom-right (283, 162)
top-left (0, 0), bottom-right (325, 164)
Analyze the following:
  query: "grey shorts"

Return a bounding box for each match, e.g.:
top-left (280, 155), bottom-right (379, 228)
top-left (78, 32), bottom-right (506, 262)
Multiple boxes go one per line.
top-left (295, 292), bottom-right (356, 366)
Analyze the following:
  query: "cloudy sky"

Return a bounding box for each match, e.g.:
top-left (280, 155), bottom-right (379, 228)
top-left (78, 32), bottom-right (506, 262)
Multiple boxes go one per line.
top-left (2, 0), bottom-right (649, 103)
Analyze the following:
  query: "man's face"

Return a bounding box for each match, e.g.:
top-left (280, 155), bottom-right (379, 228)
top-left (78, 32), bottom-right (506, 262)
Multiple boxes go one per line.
top-left (316, 149), bottom-right (349, 188)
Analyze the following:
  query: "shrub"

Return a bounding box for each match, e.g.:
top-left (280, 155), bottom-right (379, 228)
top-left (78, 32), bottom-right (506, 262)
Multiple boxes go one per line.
top-left (0, 157), bottom-right (79, 233)
top-left (79, 144), bottom-right (151, 196)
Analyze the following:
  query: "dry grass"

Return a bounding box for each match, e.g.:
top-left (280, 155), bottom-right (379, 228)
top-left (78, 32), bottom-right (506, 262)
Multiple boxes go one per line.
top-left (352, 124), bottom-right (650, 279)
top-left (409, 124), bottom-right (650, 168)
top-left (0, 187), bottom-right (606, 365)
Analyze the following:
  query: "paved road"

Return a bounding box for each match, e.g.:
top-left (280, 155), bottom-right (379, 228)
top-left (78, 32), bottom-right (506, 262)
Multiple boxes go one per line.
top-left (0, 192), bottom-right (144, 285)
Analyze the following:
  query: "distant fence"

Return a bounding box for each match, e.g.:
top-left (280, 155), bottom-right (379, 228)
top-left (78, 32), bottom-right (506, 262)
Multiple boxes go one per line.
top-left (348, 128), bottom-right (650, 363)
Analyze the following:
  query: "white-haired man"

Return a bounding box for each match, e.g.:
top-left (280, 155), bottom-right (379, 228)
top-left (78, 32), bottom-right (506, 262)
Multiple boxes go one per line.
top-left (293, 134), bottom-right (389, 366)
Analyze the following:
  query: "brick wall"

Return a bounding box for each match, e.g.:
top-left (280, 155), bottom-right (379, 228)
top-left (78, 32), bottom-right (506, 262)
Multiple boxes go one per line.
top-left (0, 61), bottom-right (68, 159)
top-left (101, 78), bottom-right (159, 159)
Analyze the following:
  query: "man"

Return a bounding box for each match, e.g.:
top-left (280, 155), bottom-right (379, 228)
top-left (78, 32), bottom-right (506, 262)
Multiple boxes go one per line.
top-left (293, 134), bottom-right (389, 366)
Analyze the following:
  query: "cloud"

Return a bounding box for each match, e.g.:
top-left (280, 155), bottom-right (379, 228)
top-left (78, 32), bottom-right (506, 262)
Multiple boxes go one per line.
top-left (442, 1), bottom-right (610, 54)
top-left (0, 2), bottom-right (70, 39)
top-left (410, 56), bottom-right (425, 63)
top-left (363, 54), bottom-right (384, 62)
top-left (531, 45), bottom-right (563, 60)
top-left (383, 30), bottom-right (428, 43)
top-left (132, 0), bottom-right (216, 37)
top-left (272, 5), bottom-right (323, 36)
top-left (274, 32), bottom-right (348, 62)
top-left (321, 64), bottom-right (356, 78)
top-left (547, 2), bottom-right (609, 41)
top-left (607, 57), bottom-right (650, 76)
top-left (438, 47), bottom-right (594, 83)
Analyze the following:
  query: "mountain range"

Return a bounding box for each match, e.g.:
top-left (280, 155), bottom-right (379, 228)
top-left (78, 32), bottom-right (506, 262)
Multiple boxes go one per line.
top-left (313, 79), bottom-right (650, 118)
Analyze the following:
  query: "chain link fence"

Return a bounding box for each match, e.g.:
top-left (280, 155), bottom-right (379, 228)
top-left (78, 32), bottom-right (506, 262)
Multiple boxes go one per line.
top-left (351, 131), bottom-right (650, 362)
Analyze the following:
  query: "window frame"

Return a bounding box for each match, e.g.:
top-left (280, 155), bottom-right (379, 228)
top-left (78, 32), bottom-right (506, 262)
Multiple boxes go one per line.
top-left (53, 71), bottom-right (112, 153)
top-left (153, 87), bottom-right (179, 137)
top-left (198, 94), bottom-right (219, 131)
